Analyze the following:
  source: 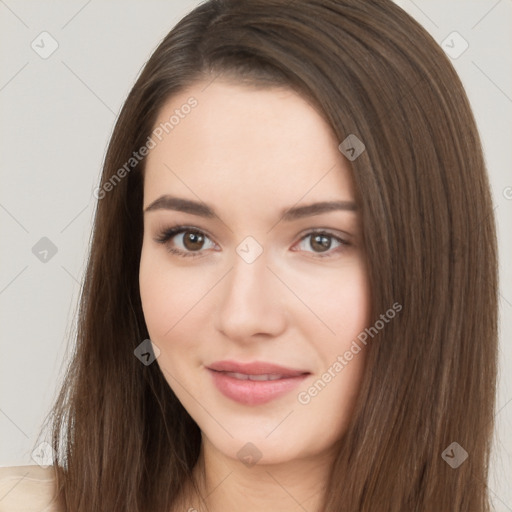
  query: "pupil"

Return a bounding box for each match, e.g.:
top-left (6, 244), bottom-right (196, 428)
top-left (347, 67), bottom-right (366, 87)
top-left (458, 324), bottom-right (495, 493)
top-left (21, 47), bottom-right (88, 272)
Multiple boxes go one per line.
top-left (184, 231), bottom-right (204, 251)
top-left (311, 234), bottom-right (331, 252)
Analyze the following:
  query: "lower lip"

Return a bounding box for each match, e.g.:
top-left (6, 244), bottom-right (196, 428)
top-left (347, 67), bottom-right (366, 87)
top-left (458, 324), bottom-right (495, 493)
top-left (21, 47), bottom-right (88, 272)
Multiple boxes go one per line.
top-left (208, 369), bottom-right (309, 405)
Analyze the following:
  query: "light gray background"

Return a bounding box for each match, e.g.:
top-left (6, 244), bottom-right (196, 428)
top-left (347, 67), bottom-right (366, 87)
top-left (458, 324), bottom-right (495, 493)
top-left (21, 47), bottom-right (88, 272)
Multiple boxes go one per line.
top-left (0, 0), bottom-right (510, 509)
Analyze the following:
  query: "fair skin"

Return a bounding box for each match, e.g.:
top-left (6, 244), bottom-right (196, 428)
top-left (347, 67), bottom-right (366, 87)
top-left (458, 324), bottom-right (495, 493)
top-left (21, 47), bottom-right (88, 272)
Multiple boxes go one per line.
top-left (139, 79), bottom-right (370, 512)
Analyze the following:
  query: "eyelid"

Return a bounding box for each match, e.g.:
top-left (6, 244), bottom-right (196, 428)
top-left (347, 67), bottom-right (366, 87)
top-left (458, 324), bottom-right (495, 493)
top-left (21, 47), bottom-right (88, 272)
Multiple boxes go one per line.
top-left (292, 229), bottom-right (351, 257)
top-left (154, 224), bottom-right (216, 244)
top-left (154, 224), bottom-right (218, 258)
top-left (295, 227), bottom-right (353, 244)
top-left (154, 224), bottom-right (352, 258)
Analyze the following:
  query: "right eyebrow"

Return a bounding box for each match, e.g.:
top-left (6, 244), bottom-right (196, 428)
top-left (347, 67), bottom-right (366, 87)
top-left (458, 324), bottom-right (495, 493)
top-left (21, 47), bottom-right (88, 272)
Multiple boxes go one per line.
top-left (144, 195), bottom-right (215, 217)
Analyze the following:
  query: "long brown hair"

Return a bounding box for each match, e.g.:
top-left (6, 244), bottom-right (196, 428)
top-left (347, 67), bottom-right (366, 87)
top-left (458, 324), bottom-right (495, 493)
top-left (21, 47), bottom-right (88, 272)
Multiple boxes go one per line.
top-left (37, 0), bottom-right (498, 510)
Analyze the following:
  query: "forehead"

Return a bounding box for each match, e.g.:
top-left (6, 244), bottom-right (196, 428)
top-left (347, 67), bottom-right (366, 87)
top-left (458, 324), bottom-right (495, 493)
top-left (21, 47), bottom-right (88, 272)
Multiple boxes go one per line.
top-left (143, 80), bottom-right (355, 207)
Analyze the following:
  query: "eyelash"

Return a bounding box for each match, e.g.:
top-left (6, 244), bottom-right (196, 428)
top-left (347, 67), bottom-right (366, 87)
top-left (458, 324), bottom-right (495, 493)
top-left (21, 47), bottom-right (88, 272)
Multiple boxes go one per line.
top-left (154, 224), bottom-right (351, 259)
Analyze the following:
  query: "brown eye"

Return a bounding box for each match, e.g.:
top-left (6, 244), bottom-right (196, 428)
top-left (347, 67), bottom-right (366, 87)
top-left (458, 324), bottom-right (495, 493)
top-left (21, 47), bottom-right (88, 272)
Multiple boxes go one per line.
top-left (183, 231), bottom-right (205, 251)
top-left (293, 231), bottom-right (350, 258)
top-left (310, 234), bottom-right (332, 252)
top-left (155, 226), bottom-right (216, 257)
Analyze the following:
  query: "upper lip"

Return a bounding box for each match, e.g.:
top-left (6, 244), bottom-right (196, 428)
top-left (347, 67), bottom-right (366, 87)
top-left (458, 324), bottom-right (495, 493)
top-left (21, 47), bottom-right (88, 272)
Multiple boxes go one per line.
top-left (207, 360), bottom-right (309, 377)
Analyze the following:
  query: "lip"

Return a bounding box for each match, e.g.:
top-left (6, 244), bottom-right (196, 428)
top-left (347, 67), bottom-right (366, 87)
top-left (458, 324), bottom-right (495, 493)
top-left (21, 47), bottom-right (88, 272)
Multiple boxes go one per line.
top-left (207, 360), bottom-right (308, 376)
top-left (207, 360), bottom-right (310, 405)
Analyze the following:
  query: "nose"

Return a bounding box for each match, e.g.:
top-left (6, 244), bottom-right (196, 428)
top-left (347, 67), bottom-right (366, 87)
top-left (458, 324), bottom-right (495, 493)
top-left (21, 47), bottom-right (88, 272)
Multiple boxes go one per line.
top-left (214, 250), bottom-right (288, 342)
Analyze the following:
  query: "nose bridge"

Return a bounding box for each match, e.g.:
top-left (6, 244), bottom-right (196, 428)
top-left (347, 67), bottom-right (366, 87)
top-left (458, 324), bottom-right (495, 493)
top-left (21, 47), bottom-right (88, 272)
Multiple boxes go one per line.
top-left (215, 249), bottom-right (286, 340)
top-left (230, 252), bottom-right (270, 302)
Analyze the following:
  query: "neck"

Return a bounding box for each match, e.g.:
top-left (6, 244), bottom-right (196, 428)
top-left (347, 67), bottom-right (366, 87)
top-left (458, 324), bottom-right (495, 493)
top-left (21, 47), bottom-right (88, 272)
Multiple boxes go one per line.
top-left (178, 435), bottom-right (336, 512)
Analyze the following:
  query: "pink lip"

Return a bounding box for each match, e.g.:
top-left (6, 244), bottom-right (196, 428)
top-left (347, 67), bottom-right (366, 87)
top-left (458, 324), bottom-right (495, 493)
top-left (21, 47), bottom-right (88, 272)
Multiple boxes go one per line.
top-left (207, 360), bottom-right (307, 376)
top-left (207, 360), bottom-right (310, 405)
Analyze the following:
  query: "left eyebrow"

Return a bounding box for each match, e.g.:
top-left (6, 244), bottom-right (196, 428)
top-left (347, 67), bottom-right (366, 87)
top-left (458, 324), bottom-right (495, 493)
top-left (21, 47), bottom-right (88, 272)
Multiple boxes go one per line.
top-left (280, 200), bottom-right (357, 221)
top-left (143, 195), bottom-right (357, 220)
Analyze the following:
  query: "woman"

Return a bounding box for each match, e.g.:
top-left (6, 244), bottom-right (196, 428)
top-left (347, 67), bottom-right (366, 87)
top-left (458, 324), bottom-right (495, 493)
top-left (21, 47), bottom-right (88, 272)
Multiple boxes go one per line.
top-left (0, 0), bottom-right (498, 510)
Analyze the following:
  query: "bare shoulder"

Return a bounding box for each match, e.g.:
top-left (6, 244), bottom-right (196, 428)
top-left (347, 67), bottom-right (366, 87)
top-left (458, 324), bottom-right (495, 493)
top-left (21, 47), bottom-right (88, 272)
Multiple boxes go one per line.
top-left (0, 465), bottom-right (62, 511)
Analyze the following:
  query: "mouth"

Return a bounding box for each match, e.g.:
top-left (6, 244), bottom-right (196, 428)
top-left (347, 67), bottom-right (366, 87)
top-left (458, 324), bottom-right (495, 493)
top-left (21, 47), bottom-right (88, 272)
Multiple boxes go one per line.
top-left (213, 371), bottom-right (293, 381)
top-left (206, 360), bottom-right (310, 405)
top-left (207, 359), bottom-right (309, 377)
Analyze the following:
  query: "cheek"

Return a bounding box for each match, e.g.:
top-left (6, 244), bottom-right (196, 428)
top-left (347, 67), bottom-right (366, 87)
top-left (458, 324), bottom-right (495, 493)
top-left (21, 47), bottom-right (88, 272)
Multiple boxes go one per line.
top-left (140, 262), bottom-right (174, 341)
top-left (139, 244), bottom-right (222, 378)
top-left (140, 245), bottom-right (205, 339)
top-left (290, 259), bottom-right (370, 412)
top-left (140, 251), bottom-right (195, 387)
top-left (289, 258), bottom-right (370, 343)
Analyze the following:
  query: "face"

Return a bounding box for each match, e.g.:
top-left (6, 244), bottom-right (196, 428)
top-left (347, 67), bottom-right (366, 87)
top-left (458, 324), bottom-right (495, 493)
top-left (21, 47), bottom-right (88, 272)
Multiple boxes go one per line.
top-left (139, 79), bottom-right (370, 466)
